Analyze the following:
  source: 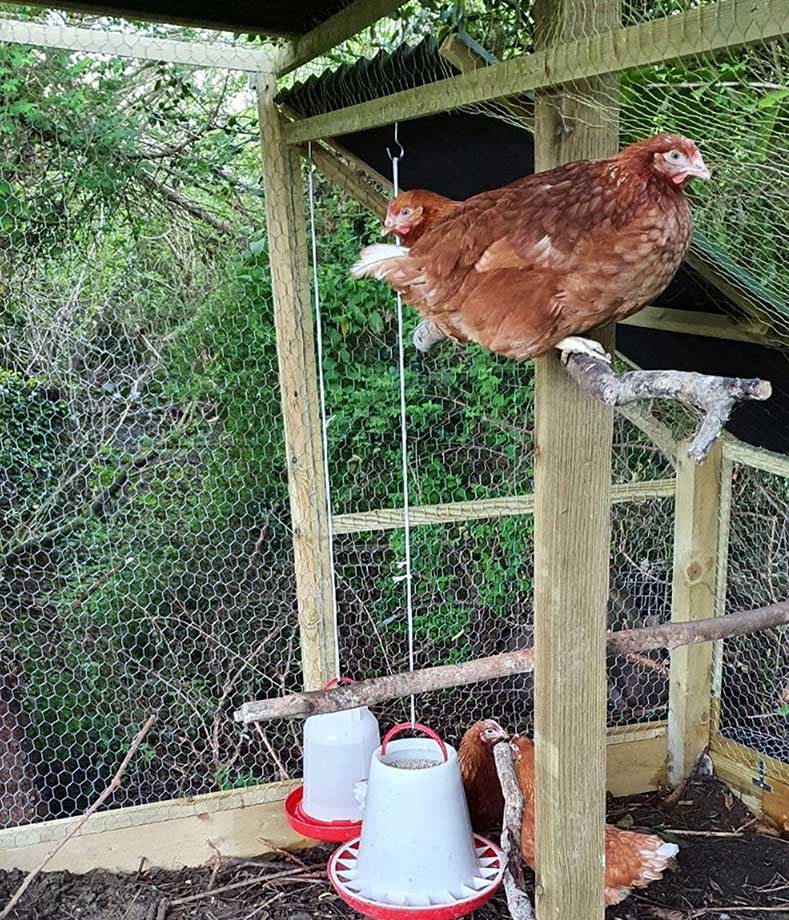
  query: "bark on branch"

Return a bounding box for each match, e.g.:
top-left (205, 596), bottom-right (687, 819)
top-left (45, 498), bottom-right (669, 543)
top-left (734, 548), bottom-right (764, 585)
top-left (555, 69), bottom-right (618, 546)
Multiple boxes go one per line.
top-left (234, 601), bottom-right (788, 724)
top-left (494, 741), bottom-right (533, 920)
top-left (563, 353), bottom-right (771, 463)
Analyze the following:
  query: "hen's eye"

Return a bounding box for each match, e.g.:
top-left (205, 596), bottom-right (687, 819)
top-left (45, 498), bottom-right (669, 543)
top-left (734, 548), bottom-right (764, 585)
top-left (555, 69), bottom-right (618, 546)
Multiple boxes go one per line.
top-left (400, 208), bottom-right (411, 216)
top-left (668, 150), bottom-right (682, 162)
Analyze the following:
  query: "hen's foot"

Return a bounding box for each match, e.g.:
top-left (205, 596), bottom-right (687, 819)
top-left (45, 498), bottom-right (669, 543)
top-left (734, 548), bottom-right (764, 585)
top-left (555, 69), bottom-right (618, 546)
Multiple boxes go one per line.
top-left (555, 336), bottom-right (612, 365)
top-left (414, 319), bottom-right (448, 353)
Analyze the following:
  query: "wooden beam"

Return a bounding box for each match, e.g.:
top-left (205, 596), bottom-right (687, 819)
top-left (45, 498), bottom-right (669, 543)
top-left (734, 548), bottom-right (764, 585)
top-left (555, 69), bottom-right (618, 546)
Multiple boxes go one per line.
top-left (301, 143), bottom-right (389, 219)
top-left (331, 478), bottom-right (676, 534)
top-left (0, 18), bottom-right (274, 71)
top-left (257, 73), bottom-right (337, 690)
top-left (619, 305), bottom-right (767, 345)
top-left (666, 441), bottom-right (722, 785)
top-left (709, 453), bottom-right (733, 737)
top-left (0, 780), bottom-right (305, 873)
top-left (438, 33), bottom-right (534, 131)
top-left (531, 0), bottom-right (619, 915)
top-left (722, 437), bottom-right (789, 478)
top-left (685, 248), bottom-right (773, 328)
top-left (284, 0), bottom-right (787, 142)
top-left (276, 0), bottom-right (411, 74)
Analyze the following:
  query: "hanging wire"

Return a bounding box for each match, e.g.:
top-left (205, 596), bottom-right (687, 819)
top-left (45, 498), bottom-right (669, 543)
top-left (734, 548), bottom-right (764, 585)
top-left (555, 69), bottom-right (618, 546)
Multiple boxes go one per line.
top-left (388, 123), bottom-right (416, 727)
top-left (307, 141), bottom-right (342, 682)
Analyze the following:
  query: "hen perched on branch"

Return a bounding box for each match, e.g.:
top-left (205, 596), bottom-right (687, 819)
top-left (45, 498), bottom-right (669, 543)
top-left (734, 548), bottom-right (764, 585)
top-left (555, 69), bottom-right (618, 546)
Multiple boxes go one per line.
top-left (357, 136), bottom-right (771, 461)
top-left (353, 135), bottom-right (708, 361)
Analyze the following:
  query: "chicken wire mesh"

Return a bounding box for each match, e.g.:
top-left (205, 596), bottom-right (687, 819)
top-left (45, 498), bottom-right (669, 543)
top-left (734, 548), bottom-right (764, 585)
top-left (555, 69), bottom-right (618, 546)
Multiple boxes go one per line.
top-left (0, 4), bottom-right (786, 839)
top-left (0, 44), bottom-right (306, 829)
top-left (712, 458), bottom-right (789, 784)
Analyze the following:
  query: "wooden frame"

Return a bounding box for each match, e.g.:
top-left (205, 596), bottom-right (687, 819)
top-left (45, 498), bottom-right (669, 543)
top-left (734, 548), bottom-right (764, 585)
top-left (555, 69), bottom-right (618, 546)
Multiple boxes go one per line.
top-left (0, 18), bottom-right (275, 71)
top-left (257, 73), bottom-right (337, 690)
top-left (276, 0), bottom-right (412, 74)
top-left (284, 0), bottom-right (786, 143)
top-left (332, 479), bottom-right (675, 534)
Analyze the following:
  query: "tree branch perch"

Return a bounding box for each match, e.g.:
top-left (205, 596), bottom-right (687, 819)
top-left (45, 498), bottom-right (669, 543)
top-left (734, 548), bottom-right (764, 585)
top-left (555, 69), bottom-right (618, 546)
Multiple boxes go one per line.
top-left (562, 353), bottom-right (771, 463)
top-left (494, 741), bottom-right (533, 920)
top-left (234, 601), bottom-right (788, 723)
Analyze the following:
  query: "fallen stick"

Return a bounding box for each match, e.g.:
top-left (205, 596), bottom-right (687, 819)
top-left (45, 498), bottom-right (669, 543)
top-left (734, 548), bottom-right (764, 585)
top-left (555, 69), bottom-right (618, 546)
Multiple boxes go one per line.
top-left (494, 741), bottom-right (534, 920)
top-left (0, 714), bottom-right (157, 920)
top-left (562, 353), bottom-right (771, 463)
top-left (235, 601), bottom-right (788, 723)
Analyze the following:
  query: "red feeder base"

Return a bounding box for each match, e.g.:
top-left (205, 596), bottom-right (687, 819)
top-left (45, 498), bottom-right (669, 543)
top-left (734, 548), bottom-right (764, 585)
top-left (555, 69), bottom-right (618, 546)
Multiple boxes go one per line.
top-left (284, 786), bottom-right (362, 843)
top-left (328, 834), bottom-right (505, 920)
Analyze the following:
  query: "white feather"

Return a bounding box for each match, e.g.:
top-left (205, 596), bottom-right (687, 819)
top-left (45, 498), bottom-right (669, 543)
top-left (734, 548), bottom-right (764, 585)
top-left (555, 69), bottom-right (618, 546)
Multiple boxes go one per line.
top-left (350, 243), bottom-right (408, 280)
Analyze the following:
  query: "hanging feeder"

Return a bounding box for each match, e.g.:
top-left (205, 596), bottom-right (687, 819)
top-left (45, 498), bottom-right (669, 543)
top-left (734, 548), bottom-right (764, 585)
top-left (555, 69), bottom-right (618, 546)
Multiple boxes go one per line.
top-left (328, 723), bottom-right (504, 918)
top-left (285, 677), bottom-right (380, 842)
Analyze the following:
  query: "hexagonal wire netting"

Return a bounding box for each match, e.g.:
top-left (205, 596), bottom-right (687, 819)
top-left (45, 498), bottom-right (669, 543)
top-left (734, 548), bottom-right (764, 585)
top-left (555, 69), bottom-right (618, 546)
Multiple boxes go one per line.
top-left (712, 460), bottom-right (789, 784)
top-left (0, 28), bottom-right (785, 836)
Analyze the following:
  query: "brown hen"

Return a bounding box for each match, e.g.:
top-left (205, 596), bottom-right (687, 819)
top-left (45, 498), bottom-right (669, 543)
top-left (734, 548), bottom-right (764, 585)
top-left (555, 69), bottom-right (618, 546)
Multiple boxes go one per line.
top-left (352, 135), bottom-right (709, 361)
top-left (458, 720), bottom-right (508, 835)
top-left (510, 735), bottom-right (678, 906)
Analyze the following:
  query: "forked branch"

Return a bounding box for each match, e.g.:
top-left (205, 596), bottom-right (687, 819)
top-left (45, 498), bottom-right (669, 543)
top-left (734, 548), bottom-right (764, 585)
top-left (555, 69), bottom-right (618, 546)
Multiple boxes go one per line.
top-left (235, 600), bottom-right (788, 723)
top-left (562, 352), bottom-right (771, 463)
top-left (494, 742), bottom-right (533, 920)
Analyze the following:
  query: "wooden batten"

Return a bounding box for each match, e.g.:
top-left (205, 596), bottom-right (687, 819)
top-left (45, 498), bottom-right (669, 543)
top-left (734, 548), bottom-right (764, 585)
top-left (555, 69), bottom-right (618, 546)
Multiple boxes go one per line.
top-left (666, 442), bottom-right (722, 785)
top-left (710, 738), bottom-right (789, 831)
top-left (257, 74), bottom-right (337, 689)
top-left (284, 0), bottom-right (786, 143)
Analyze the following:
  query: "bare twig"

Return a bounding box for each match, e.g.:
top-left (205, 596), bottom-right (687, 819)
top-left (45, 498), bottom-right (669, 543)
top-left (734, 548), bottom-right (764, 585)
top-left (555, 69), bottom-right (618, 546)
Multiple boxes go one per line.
top-left (0, 714), bottom-right (157, 920)
top-left (235, 601), bottom-right (789, 723)
top-left (562, 353), bottom-right (771, 463)
top-left (494, 742), bottom-right (534, 920)
top-left (168, 869), bottom-right (321, 906)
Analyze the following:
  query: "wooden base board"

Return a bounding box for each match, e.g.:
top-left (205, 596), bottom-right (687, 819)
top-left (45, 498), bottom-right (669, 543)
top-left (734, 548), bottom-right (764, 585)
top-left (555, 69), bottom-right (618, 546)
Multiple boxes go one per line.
top-left (0, 780), bottom-right (309, 875)
top-left (0, 727), bottom-right (667, 875)
top-left (710, 737), bottom-right (789, 832)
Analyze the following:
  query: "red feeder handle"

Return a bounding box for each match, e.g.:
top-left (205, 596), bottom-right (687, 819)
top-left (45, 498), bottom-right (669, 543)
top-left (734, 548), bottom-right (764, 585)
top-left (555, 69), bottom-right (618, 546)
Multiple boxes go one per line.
top-left (322, 677), bottom-right (356, 690)
top-left (381, 722), bottom-right (448, 762)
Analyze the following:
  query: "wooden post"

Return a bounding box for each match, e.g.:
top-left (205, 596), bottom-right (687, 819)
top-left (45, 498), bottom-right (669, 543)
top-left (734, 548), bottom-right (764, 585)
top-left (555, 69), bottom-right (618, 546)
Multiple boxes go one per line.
top-left (257, 72), bottom-right (336, 690)
top-left (532, 1), bottom-right (618, 917)
top-left (667, 442), bottom-right (723, 784)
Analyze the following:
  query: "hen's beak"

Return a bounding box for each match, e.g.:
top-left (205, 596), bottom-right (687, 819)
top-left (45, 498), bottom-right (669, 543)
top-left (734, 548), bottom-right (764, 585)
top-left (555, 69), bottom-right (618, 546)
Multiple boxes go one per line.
top-left (382, 218), bottom-right (395, 235)
top-left (688, 153), bottom-right (710, 181)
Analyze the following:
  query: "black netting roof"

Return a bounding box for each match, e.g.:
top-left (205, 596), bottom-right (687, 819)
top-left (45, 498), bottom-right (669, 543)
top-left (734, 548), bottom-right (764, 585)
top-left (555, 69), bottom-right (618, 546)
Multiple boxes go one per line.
top-left (24, 0), bottom-right (353, 36)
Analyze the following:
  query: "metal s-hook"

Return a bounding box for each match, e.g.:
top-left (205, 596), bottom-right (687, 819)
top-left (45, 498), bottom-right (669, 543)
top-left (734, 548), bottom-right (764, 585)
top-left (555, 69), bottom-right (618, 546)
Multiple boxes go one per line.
top-left (386, 122), bottom-right (405, 163)
top-left (386, 123), bottom-right (404, 195)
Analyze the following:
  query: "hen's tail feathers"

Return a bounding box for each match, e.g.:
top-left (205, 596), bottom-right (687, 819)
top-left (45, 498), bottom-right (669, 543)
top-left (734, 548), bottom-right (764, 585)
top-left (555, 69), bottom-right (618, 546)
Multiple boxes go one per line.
top-left (350, 243), bottom-right (409, 280)
top-left (605, 835), bottom-right (678, 906)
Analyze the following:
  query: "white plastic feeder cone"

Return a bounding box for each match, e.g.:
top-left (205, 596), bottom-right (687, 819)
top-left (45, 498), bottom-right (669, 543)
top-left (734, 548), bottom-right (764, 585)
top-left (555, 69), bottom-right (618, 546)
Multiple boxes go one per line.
top-left (302, 677), bottom-right (380, 823)
top-left (341, 723), bottom-right (497, 908)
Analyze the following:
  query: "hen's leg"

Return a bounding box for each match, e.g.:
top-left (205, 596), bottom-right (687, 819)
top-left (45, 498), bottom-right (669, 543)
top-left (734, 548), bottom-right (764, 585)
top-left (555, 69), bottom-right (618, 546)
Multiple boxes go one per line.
top-left (413, 319), bottom-right (448, 353)
top-left (555, 335), bottom-right (612, 365)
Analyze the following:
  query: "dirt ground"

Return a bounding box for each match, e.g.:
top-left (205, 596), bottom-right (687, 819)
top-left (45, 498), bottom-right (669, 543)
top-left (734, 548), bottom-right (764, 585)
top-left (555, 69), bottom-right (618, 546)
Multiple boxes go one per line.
top-left (1, 777), bottom-right (787, 920)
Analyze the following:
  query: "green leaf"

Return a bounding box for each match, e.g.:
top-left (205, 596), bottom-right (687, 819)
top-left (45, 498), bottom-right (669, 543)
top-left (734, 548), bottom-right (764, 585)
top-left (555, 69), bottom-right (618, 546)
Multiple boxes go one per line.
top-left (757, 89), bottom-right (789, 109)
